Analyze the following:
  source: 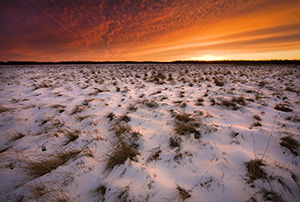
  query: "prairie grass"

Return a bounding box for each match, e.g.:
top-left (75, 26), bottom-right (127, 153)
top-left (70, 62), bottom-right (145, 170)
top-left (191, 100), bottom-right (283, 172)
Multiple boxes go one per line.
top-left (169, 136), bottom-right (182, 149)
top-left (0, 147), bottom-right (10, 154)
top-left (28, 183), bottom-right (69, 202)
top-left (89, 88), bottom-right (109, 96)
top-left (174, 122), bottom-right (201, 138)
top-left (146, 147), bottom-right (162, 163)
top-left (245, 159), bottom-right (267, 183)
top-left (76, 115), bottom-right (90, 122)
top-left (105, 141), bottom-right (139, 172)
top-left (106, 112), bottom-right (115, 122)
top-left (280, 136), bottom-right (299, 156)
top-left (220, 99), bottom-right (239, 110)
top-left (274, 103), bottom-right (293, 112)
top-left (196, 98), bottom-right (204, 106)
top-left (127, 104), bottom-right (138, 112)
top-left (139, 99), bottom-right (158, 108)
top-left (70, 105), bottom-right (84, 115)
top-left (9, 132), bottom-right (25, 142)
top-left (286, 114), bottom-right (300, 122)
top-left (114, 186), bottom-right (131, 202)
top-left (172, 112), bottom-right (201, 139)
top-left (213, 77), bottom-right (224, 86)
top-left (174, 113), bottom-right (193, 123)
top-left (0, 105), bottom-right (11, 113)
top-left (21, 149), bottom-right (80, 177)
top-left (231, 96), bottom-right (246, 106)
top-left (63, 130), bottom-right (79, 145)
top-left (176, 185), bottom-right (191, 201)
top-left (91, 184), bottom-right (106, 201)
top-left (253, 114), bottom-right (262, 121)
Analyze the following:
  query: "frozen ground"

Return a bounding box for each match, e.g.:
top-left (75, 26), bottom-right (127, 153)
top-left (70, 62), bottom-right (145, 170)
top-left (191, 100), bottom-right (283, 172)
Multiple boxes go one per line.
top-left (0, 64), bottom-right (299, 202)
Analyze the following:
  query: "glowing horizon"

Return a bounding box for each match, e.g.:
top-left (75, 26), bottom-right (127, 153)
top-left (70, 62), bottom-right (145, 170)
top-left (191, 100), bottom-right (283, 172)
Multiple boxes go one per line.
top-left (1, 0), bottom-right (300, 62)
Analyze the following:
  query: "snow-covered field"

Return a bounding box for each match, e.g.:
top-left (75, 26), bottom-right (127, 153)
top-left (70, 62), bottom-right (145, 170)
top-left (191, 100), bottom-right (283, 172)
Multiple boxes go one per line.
top-left (0, 64), bottom-right (299, 202)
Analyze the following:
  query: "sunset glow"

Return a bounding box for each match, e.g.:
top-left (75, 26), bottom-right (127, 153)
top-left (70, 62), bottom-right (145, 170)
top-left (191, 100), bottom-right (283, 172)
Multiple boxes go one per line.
top-left (1, 0), bottom-right (300, 61)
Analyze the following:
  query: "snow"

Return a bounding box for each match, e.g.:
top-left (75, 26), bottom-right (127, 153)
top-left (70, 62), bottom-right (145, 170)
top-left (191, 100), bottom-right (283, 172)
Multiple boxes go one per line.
top-left (0, 64), bottom-right (299, 201)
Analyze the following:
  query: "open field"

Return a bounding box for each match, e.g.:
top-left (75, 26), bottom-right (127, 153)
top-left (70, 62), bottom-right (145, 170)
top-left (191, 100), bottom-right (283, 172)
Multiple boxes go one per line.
top-left (0, 64), bottom-right (299, 202)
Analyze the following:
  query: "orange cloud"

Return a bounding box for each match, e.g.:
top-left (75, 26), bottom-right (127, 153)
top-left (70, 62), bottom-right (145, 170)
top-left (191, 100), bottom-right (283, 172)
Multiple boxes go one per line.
top-left (0, 0), bottom-right (299, 61)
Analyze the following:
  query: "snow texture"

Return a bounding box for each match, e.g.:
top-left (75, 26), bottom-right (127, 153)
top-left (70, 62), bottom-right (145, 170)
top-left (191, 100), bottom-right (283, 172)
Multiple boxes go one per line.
top-left (0, 64), bottom-right (299, 202)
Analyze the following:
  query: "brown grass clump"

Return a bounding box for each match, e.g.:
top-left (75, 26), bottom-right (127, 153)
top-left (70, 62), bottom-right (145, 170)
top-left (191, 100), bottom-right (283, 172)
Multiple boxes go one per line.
top-left (28, 183), bottom-right (69, 202)
top-left (91, 184), bottom-right (107, 201)
top-left (105, 142), bottom-right (139, 172)
top-left (261, 189), bottom-right (284, 202)
top-left (274, 103), bottom-right (293, 112)
top-left (117, 114), bottom-right (131, 123)
top-left (231, 96), bottom-right (246, 106)
top-left (213, 77), bottom-right (224, 86)
top-left (251, 121), bottom-right (262, 127)
top-left (88, 87), bottom-right (109, 96)
top-left (174, 113), bottom-right (193, 123)
top-left (176, 186), bottom-right (191, 201)
top-left (114, 186), bottom-right (131, 202)
top-left (169, 136), bottom-right (182, 149)
top-left (280, 136), bottom-right (299, 156)
top-left (196, 98), bottom-right (204, 106)
top-left (253, 114), bottom-right (262, 121)
top-left (220, 99), bottom-right (239, 110)
top-left (70, 105), bottom-right (84, 115)
top-left (175, 122), bottom-right (200, 138)
top-left (146, 147), bottom-right (162, 163)
top-left (285, 114), bottom-right (300, 122)
top-left (140, 99), bottom-right (158, 108)
top-left (0, 105), bottom-right (11, 113)
top-left (245, 159), bottom-right (267, 183)
top-left (22, 150), bottom-right (80, 177)
top-left (63, 130), bottom-right (79, 146)
top-left (113, 124), bottom-right (132, 138)
top-left (172, 112), bottom-right (201, 139)
top-left (9, 132), bottom-right (25, 142)
top-left (106, 112), bottom-right (115, 122)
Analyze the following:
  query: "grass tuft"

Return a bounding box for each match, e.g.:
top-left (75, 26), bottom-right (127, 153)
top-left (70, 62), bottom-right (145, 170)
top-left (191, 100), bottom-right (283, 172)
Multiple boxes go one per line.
top-left (274, 103), bottom-right (293, 112)
top-left (63, 130), bottom-right (79, 146)
top-left (196, 98), bottom-right (204, 106)
top-left (174, 113), bottom-right (193, 123)
top-left (146, 147), bottom-right (162, 163)
top-left (280, 136), bottom-right (299, 156)
top-left (9, 132), bottom-right (25, 142)
top-left (114, 186), bottom-right (131, 202)
top-left (105, 142), bottom-right (139, 172)
top-left (176, 186), bottom-right (191, 201)
top-left (245, 159), bottom-right (267, 183)
top-left (91, 184), bottom-right (106, 201)
top-left (175, 122), bottom-right (200, 138)
top-left (169, 136), bottom-right (182, 149)
top-left (231, 96), bottom-right (246, 106)
top-left (140, 99), bottom-right (158, 108)
top-left (106, 112), bottom-right (115, 122)
top-left (21, 150), bottom-right (80, 177)
top-left (213, 77), bottom-right (224, 86)
top-left (220, 99), bottom-right (239, 110)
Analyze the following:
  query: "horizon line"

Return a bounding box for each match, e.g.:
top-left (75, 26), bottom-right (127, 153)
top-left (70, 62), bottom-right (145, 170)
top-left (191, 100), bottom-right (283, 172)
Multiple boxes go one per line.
top-left (1, 59), bottom-right (300, 65)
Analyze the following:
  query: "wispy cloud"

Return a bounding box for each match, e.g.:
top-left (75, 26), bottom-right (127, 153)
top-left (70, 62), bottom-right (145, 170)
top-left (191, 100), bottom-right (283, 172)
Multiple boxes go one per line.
top-left (0, 0), bottom-right (299, 61)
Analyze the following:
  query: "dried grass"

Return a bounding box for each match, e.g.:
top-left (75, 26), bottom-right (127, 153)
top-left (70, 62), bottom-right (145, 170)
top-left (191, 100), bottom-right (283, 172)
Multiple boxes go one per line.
top-left (21, 149), bottom-right (80, 177)
top-left (280, 136), bottom-right (299, 156)
top-left (176, 185), bottom-right (191, 201)
top-left (245, 159), bottom-right (267, 183)
top-left (105, 142), bottom-right (139, 172)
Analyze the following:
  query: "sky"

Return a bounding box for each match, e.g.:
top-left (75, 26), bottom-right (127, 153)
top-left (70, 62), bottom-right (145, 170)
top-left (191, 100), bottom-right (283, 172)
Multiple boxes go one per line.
top-left (1, 0), bottom-right (300, 62)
